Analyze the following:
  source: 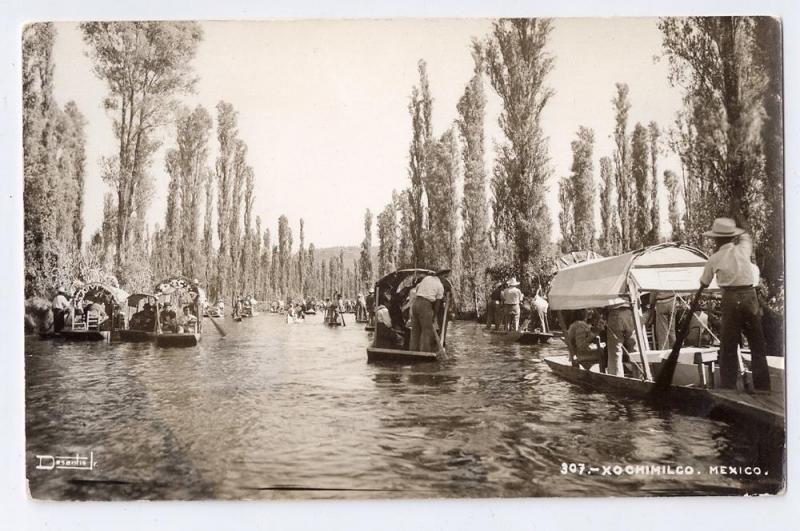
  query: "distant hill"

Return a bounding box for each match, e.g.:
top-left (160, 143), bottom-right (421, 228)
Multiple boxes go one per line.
top-left (310, 245), bottom-right (379, 268)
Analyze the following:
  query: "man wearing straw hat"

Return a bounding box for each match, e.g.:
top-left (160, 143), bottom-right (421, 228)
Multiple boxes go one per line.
top-left (501, 277), bottom-right (524, 332)
top-left (699, 217), bottom-right (770, 392)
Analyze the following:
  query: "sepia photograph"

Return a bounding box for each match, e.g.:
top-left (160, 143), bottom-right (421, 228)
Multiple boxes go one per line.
top-left (21, 16), bottom-right (786, 502)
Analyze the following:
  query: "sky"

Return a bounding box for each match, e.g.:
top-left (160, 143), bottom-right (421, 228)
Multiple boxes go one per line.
top-left (50, 18), bottom-right (684, 249)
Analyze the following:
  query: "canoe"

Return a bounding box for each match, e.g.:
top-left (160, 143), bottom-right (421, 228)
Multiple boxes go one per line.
top-left (118, 329), bottom-right (155, 342)
top-left (60, 330), bottom-right (110, 341)
top-left (303, 310), bottom-right (317, 315)
top-left (155, 333), bottom-right (199, 348)
top-left (367, 347), bottom-right (438, 364)
top-left (543, 354), bottom-right (785, 430)
top-left (365, 325), bottom-right (375, 331)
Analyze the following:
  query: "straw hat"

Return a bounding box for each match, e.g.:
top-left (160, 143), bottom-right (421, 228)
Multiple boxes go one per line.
top-left (703, 217), bottom-right (744, 238)
top-left (507, 277), bottom-right (521, 287)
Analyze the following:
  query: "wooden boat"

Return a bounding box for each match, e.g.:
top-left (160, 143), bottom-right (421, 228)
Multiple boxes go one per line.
top-left (153, 276), bottom-right (203, 348)
top-left (366, 269), bottom-right (452, 364)
top-left (517, 331), bottom-right (555, 344)
top-left (544, 242), bottom-right (784, 429)
top-left (155, 332), bottom-right (200, 348)
top-left (60, 282), bottom-right (129, 342)
top-left (544, 353), bottom-right (784, 429)
top-left (118, 293), bottom-right (157, 342)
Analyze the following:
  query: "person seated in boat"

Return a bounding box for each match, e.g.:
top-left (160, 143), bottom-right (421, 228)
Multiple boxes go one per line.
top-left (684, 309), bottom-right (709, 347)
top-left (178, 305), bottom-right (198, 333)
top-left (160, 302), bottom-right (178, 333)
top-left (374, 303), bottom-right (406, 349)
top-left (409, 269), bottom-right (450, 353)
top-left (129, 303), bottom-right (155, 331)
top-left (566, 310), bottom-right (603, 369)
top-left (84, 301), bottom-right (108, 328)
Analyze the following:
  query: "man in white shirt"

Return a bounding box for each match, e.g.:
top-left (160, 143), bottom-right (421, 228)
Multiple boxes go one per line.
top-left (409, 270), bottom-right (449, 352)
top-left (501, 277), bottom-right (524, 331)
top-left (51, 286), bottom-right (71, 333)
top-left (699, 217), bottom-right (770, 391)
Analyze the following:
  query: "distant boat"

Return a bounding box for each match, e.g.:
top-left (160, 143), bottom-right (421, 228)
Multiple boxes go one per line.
top-left (153, 276), bottom-right (202, 348)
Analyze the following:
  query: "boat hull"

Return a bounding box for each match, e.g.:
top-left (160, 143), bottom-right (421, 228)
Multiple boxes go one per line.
top-left (543, 355), bottom-right (784, 429)
top-left (367, 347), bottom-right (438, 364)
top-left (60, 330), bottom-right (110, 341)
top-left (118, 329), bottom-right (155, 342)
top-left (155, 333), bottom-right (199, 348)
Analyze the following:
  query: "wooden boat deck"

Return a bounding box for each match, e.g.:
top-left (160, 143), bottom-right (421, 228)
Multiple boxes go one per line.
top-left (367, 347), bottom-right (438, 364)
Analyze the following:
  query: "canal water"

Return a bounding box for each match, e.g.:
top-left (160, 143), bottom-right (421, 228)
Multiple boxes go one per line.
top-left (25, 314), bottom-right (784, 500)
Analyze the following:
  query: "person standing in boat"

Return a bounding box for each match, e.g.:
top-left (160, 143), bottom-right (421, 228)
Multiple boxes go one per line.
top-left (365, 287), bottom-right (376, 324)
top-left (51, 286), bottom-right (71, 333)
top-left (501, 277), bottom-right (524, 332)
top-left (699, 217), bottom-right (770, 392)
top-left (606, 304), bottom-right (636, 377)
top-left (409, 269), bottom-right (450, 352)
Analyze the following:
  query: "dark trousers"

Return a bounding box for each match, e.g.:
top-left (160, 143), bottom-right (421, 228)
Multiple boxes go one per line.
top-left (410, 297), bottom-right (436, 352)
top-left (720, 288), bottom-right (771, 390)
top-left (53, 309), bottom-right (66, 333)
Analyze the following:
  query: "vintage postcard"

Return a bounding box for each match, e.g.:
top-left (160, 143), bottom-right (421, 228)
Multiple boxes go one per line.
top-left (23, 18), bottom-right (785, 501)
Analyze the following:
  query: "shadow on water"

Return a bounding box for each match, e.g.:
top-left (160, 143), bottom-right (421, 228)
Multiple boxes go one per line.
top-left (25, 317), bottom-right (784, 499)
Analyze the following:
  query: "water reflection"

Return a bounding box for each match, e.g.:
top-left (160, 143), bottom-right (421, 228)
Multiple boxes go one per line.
top-left (26, 315), bottom-right (783, 499)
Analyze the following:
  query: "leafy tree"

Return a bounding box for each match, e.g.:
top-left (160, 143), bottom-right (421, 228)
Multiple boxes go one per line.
top-left (569, 126), bottom-right (596, 250)
top-left (611, 83), bottom-right (633, 251)
top-left (663, 169), bottom-right (683, 241)
top-left (630, 122), bottom-right (651, 248)
top-left (598, 156), bottom-right (620, 254)
top-left (359, 210), bottom-right (373, 289)
top-left (176, 105), bottom-right (212, 279)
top-left (647, 121), bottom-right (662, 244)
top-left (377, 194), bottom-right (399, 276)
top-left (81, 21), bottom-right (202, 281)
top-left (457, 49), bottom-right (490, 313)
top-left (407, 60), bottom-right (433, 266)
top-left (202, 168), bottom-right (215, 294)
top-left (557, 176), bottom-right (574, 252)
top-left (424, 128), bottom-right (460, 275)
top-left (483, 18), bottom-right (555, 286)
top-left (214, 101), bottom-right (238, 300)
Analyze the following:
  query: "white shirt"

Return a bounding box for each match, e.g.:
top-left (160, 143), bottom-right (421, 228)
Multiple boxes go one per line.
top-left (414, 275), bottom-right (445, 302)
top-left (700, 233), bottom-right (759, 287)
top-left (52, 294), bottom-right (70, 311)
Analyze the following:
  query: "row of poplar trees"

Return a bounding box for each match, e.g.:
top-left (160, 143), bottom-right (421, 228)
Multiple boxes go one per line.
top-left (373, 16), bottom-right (784, 315)
top-left (23, 21), bottom-right (371, 305)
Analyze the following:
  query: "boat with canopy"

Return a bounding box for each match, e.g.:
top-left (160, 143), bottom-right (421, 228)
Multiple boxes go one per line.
top-left (543, 242), bottom-right (784, 429)
top-left (118, 293), bottom-right (158, 342)
top-left (153, 276), bottom-right (203, 347)
top-left (366, 268), bottom-right (452, 363)
top-left (60, 282), bottom-right (129, 341)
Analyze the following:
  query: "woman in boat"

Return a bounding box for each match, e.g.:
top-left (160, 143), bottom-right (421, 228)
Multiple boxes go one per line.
top-left (566, 310), bottom-right (604, 369)
top-left (178, 305), bottom-right (198, 333)
top-left (160, 302), bottom-right (178, 333)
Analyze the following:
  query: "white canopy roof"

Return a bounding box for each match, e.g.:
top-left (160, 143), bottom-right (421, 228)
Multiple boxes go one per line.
top-left (549, 243), bottom-right (721, 310)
